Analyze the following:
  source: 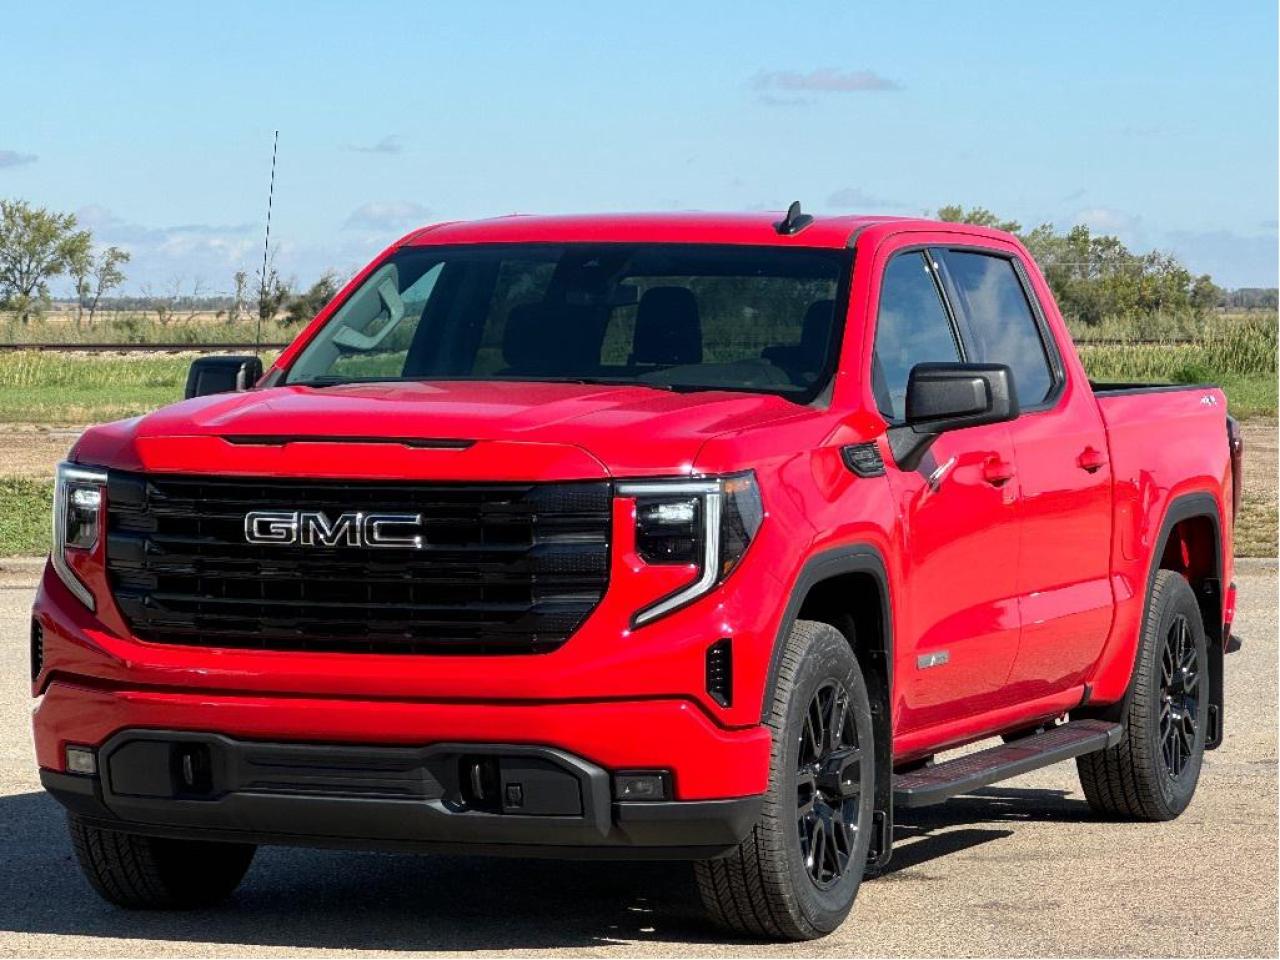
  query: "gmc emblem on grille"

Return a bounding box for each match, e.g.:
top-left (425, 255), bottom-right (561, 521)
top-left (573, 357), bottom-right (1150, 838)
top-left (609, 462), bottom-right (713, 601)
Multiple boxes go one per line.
top-left (244, 510), bottom-right (424, 549)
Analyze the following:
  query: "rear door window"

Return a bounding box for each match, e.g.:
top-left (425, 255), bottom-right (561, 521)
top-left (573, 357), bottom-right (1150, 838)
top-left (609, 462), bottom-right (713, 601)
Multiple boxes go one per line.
top-left (872, 251), bottom-right (963, 420)
top-left (938, 250), bottom-right (1056, 407)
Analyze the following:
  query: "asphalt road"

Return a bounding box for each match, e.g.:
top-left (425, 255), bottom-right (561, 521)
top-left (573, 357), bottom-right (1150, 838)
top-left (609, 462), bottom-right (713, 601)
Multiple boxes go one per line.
top-left (0, 569), bottom-right (1275, 958)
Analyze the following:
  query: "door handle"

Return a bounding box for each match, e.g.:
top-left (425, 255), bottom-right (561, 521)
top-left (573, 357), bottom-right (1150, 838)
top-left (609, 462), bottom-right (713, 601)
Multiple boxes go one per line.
top-left (1077, 447), bottom-right (1108, 473)
top-left (982, 456), bottom-right (1016, 487)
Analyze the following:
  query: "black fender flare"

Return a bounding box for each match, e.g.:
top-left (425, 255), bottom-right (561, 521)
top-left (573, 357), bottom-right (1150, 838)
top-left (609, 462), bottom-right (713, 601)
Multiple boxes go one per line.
top-left (762, 543), bottom-right (895, 866)
top-left (1078, 491), bottom-right (1225, 747)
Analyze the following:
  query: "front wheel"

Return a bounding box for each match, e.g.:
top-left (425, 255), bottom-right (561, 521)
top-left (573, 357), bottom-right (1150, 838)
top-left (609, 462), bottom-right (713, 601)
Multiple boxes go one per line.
top-left (695, 620), bottom-right (874, 940)
top-left (69, 815), bottom-right (256, 909)
top-left (1077, 569), bottom-right (1209, 820)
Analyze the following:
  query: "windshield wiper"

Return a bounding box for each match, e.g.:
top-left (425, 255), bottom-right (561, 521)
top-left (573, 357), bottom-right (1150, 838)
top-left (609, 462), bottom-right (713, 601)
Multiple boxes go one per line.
top-left (556, 377), bottom-right (679, 392)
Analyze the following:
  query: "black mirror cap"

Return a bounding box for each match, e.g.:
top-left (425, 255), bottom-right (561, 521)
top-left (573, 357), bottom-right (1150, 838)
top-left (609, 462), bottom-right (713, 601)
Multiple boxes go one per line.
top-left (905, 362), bottom-right (1018, 432)
top-left (184, 355), bottom-right (264, 399)
top-left (889, 363), bottom-right (1019, 471)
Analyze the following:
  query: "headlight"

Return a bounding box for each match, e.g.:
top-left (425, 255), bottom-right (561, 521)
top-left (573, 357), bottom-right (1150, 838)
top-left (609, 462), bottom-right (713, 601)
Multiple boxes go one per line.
top-left (618, 472), bottom-right (763, 626)
top-left (52, 462), bottom-right (108, 610)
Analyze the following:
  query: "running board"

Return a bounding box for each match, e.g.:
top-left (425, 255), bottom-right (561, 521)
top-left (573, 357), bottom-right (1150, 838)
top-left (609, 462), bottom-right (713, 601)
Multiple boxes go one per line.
top-left (893, 719), bottom-right (1123, 808)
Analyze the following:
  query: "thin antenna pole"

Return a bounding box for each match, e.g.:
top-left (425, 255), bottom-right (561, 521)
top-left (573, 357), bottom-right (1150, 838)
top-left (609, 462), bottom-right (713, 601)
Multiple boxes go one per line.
top-left (255, 130), bottom-right (279, 359)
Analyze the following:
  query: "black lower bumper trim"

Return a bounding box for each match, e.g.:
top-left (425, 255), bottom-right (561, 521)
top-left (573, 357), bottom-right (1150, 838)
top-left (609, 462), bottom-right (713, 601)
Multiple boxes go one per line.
top-left (39, 731), bottom-right (761, 861)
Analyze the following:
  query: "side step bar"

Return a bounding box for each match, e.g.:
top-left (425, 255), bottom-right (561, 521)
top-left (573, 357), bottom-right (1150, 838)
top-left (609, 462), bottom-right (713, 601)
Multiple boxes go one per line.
top-left (894, 719), bottom-right (1123, 808)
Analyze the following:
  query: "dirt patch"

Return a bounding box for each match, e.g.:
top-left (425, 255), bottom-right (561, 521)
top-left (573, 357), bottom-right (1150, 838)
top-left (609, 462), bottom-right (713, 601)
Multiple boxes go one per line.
top-left (1241, 419), bottom-right (1277, 503)
top-left (1236, 418), bottom-right (1277, 557)
top-left (0, 425), bottom-right (85, 479)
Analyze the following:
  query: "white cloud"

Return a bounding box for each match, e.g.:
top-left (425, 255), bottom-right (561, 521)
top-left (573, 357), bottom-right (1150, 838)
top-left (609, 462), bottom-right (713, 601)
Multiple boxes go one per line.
top-left (74, 206), bottom-right (260, 295)
top-left (1073, 206), bottom-right (1144, 235)
top-left (0, 149), bottom-right (37, 168)
top-left (346, 135), bottom-right (403, 155)
top-left (343, 201), bottom-right (432, 232)
top-left (752, 68), bottom-right (899, 95)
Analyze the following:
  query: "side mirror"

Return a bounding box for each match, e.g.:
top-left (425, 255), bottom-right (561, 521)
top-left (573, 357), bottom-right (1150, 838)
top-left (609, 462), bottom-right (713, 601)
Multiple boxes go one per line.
top-left (184, 355), bottom-right (264, 399)
top-left (888, 363), bottom-right (1018, 470)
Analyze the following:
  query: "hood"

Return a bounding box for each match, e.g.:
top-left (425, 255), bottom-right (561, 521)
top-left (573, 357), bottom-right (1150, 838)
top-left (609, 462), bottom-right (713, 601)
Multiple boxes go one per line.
top-left (71, 380), bottom-right (814, 481)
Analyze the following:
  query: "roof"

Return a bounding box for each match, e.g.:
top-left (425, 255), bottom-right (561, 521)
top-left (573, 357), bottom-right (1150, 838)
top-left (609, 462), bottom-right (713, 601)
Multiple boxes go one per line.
top-left (399, 211), bottom-right (943, 250)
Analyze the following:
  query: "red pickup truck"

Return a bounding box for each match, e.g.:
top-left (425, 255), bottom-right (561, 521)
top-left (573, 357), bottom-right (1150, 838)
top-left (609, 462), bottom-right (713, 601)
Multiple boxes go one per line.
top-left (33, 208), bottom-right (1242, 940)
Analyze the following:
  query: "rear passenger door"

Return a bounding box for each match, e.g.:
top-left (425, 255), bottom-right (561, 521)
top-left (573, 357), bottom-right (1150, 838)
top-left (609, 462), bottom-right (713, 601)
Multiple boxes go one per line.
top-left (873, 249), bottom-right (1023, 734)
top-left (935, 248), bottom-right (1113, 698)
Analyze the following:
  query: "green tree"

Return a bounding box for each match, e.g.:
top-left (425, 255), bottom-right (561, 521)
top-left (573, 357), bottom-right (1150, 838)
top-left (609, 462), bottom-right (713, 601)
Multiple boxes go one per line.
top-left (284, 271), bottom-right (340, 326)
top-left (229, 270), bottom-right (249, 324)
top-left (0, 200), bottom-right (92, 322)
top-left (256, 255), bottom-right (292, 324)
top-left (936, 204), bottom-right (1023, 235)
top-left (84, 247), bottom-right (130, 323)
top-left (935, 205), bottom-right (1221, 326)
top-left (1190, 274), bottom-right (1221, 313)
top-left (69, 247), bottom-right (92, 325)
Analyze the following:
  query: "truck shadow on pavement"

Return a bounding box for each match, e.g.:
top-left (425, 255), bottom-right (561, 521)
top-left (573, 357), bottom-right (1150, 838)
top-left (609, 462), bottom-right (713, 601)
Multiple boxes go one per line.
top-left (884, 785), bottom-right (1096, 877)
top-left (0, 785), bottom-right (1093, 950)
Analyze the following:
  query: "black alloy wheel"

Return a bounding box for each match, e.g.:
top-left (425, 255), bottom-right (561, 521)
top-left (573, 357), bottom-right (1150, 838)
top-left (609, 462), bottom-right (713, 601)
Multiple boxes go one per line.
top-left (796, 680), bottom-right (863, 889)
top-left (1159, 613), bottom-right (1200, 779)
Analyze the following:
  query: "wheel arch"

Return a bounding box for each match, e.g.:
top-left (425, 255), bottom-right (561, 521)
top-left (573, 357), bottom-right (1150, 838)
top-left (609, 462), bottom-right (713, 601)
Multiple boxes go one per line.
top-left (763, 544), bottom-right (894, 866)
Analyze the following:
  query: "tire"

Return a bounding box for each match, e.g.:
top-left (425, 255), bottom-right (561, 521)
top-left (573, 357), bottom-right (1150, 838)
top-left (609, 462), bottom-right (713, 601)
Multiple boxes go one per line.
top-left (69, 815), bottom-right (255, 909)
top-left (1077, 570), bottom-right (1209, 820)
top-left (695, 620), bottom-right (875, 941)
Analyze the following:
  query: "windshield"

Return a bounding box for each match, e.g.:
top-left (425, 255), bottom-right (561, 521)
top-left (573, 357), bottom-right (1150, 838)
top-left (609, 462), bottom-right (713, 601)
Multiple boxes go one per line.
top-left (283, 244), bottom-right (849, 400)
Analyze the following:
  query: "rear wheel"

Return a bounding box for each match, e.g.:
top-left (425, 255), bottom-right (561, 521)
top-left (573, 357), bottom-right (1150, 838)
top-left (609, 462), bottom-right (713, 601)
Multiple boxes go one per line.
top-left (69, 815), bottom-right (255, 909)
top-left (1077, 570), bottom-right (1208, 820)
top-left (695, 620), bottom-right (874, 940)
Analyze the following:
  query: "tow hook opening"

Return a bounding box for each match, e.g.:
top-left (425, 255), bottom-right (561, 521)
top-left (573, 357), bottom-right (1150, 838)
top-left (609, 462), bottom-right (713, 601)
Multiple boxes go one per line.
top-left (171, 743), bottom-right (214, 797)
top-left (459, 756), bottom-right (502, 813)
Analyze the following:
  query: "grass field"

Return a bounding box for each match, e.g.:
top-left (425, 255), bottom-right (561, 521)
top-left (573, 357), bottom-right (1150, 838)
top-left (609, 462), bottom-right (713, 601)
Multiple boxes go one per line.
top-left (1075, 312), bottom-right (1277, 418)
top-left (1, 311), bottom-right (297, 346)
top-left (0, 352), bottom-right (198, 423)
top-left (4, 318), bottom-right (1275, 422)
top-left (0, 478), bottom-right (53, 558)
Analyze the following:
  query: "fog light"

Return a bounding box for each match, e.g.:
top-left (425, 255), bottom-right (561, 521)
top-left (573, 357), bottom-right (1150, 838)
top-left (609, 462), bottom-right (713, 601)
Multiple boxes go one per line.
top-left (614, 771), bottom-right (670, 801)
top-left (65, 745), bottom-right (97, 776)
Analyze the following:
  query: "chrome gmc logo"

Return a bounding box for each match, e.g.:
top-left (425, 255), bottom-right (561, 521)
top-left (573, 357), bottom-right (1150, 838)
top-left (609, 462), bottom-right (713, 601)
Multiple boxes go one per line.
top-left (244, 510), bottom-right (424, 549)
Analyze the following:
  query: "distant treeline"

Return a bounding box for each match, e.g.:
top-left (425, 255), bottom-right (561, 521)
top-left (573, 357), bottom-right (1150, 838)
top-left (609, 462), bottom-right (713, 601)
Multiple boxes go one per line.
top-left (937, 205), bottom-right (1275, 326)
top-left (1220, 288), bottom-right (1278, 310)
top-left (6, 197), bottom-right (1277, 331)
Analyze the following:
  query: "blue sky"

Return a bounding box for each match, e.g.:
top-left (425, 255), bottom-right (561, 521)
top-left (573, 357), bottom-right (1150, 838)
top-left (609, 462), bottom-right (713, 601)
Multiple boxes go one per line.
top-left (3, 1), bottom-right (1276, 292)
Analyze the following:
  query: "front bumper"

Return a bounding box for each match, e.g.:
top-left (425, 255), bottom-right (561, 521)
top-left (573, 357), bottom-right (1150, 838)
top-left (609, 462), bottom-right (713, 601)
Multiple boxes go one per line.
top-left (41, 730), bottom-right (760, 859)
top-left (34, 670), bottom-right (769, 857)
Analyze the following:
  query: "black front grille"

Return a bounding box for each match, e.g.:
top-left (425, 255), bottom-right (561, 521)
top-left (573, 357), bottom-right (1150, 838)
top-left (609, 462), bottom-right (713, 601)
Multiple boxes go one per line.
top-left (105, 472), bottom-right (612, 654)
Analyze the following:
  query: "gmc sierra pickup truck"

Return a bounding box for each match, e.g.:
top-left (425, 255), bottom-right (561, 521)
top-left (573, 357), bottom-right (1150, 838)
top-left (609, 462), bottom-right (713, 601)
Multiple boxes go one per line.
top-left (33, 207), bottom-right (1243, 940)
